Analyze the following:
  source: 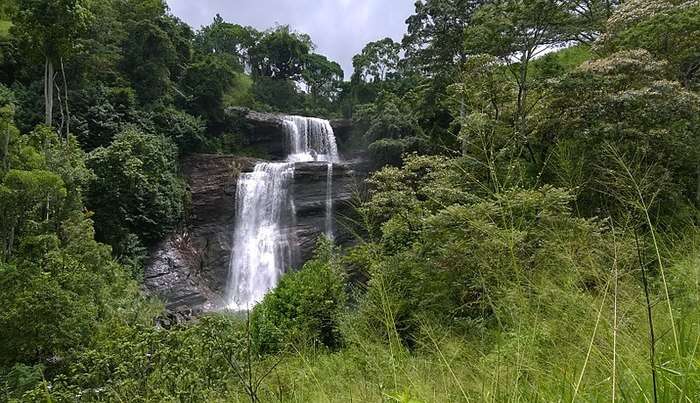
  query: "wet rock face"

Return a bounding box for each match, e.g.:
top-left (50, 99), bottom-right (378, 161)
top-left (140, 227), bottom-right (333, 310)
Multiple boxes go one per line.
top-left (290, 161), bottom-right (357, 263)
top-left (144, 154), bottom-right (360, 316)
top-left (144, 155), bottom-right (257, 315)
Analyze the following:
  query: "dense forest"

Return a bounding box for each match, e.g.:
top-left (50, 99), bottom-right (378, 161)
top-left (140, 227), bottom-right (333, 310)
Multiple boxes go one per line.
top-left (0, 0), bottom-right (699, 401)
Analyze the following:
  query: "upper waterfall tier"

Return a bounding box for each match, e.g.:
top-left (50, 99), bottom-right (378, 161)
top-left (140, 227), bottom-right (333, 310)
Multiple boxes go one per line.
top-left (224, 107), bottom-right (355, 162)
top-left (283, 116), bottom-right (340, 163)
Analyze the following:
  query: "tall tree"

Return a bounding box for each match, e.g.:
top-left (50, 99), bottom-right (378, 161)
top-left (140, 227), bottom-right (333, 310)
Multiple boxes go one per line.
top-left (12, 0), bottom-right (91, 128)
top-left (465, 0), bottom-right (573, 164)
top-left (182, 53), bottom-right (237, 123)
top-left (195, 14), bottom-right (259, 71)
top-left (120, 15), bottom-right (193, 104)
top-left (352, 38), bottom-right (401, 82)
top-left (302, 53), bottom-right (343, 104)
top-left (249, 25), bottom-right (312, 81)
top-left (402, 0), bottom-right (485, 76)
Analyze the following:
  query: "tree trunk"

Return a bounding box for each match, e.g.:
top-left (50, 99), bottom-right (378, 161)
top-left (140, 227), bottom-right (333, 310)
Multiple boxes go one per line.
top-left (517, 50), bottom-right (536, 164)
top-left (44, 58), bottom-right (54, 127)
top-left (2, 124), bottom-right (9, 171)
top-left (61, 57), bottom-right (70, 139)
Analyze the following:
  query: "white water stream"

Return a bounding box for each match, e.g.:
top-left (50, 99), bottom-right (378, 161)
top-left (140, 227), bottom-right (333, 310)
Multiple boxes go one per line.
top-left (227, 116), bottom-right (339, 310)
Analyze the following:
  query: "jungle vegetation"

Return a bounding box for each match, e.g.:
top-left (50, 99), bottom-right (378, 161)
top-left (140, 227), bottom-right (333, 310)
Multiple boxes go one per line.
top-left (0, 0), bottom-right (699, 401)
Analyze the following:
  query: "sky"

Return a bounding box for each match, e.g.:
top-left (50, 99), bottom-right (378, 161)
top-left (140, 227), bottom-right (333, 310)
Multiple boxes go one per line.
top-left (165, 0), bottom-right (416, 78)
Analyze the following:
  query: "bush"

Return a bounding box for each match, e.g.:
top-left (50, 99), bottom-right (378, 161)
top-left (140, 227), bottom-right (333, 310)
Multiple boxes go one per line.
top-left (86, 128), bottom-right (185, 253)
top-left (252, 239), bottom-right (347, 353)
top-left (150, 107), bottom-right (206, 154)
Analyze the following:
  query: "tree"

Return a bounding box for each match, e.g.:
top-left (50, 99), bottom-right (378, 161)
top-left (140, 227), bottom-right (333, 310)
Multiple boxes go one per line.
top-left (566, 0), bottom-right (620, 43)
top-left (182, 53), bottom-right (237, 124)
top-left (302, 53), bottom-right (343, 108)
top-left (70, 85), bottom-right (148, 150)
top-left (0, 212), bottom-right (139, 365)
top-left (12, 0), bottom-right (91, 129)
top-left (465, 0), bottom-right (573, 165)
top-left (252, 239), bottom-right (347, 353)
top-left (249, 25), bottom-right (312, 81)
top-left (402, 0), bottom-right (484, 76)
top-left (150, 107), bottom-right (206, 154)
top-left (446, 55), bottom-right (516, 191)
top-left (354, 92), bottom-right (426, 168)
top-left (0, 121), bottom-right (91, 261)
top-left (120, 16), bottom-right (193, 104)
top-left (547, 50), bottom-right (700, 212)
top-left (195, 14), bottom-right (259, 71)
top-left (352, 38), bottom-right (401, 82)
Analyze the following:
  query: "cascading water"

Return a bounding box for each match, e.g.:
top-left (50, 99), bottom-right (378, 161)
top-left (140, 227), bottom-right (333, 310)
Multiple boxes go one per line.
top-left (283, 116), bottom-right (340, 163)
top-left (227, 163), bottom-right (295, 310)
top-left (227, 115), bottom-right (340, 310)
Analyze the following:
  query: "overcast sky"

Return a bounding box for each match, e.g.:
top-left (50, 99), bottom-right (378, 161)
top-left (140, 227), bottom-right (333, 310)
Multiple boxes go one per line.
top-left (165, 0), bottom-right (416, 78)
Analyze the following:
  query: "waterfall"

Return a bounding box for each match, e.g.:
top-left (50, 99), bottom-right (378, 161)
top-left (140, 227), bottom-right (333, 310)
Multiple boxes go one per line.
top-left (227, 163), bottom-right (295, 310)
top-left (227, 115), bottom-right (340, 310)
top-left (283, 116), bottom-right (339, 163)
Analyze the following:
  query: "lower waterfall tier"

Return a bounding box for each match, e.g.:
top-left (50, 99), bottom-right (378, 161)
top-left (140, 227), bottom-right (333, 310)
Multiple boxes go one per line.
top-left (144, 154), bottom-right (359, 320)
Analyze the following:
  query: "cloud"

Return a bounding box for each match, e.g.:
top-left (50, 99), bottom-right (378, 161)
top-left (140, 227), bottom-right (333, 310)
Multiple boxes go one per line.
top-left (165, 0), bottom-right (415, 77)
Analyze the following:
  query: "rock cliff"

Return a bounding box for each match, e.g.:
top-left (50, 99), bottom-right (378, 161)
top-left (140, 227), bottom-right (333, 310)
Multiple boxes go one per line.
top-left (144, 154), bottom-right (360, 318)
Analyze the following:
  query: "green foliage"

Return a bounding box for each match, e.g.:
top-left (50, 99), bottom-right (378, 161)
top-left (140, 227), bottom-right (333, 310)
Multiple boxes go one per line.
top-left (1, 1), bottom-right (700, 401)
top-left (530, 45), bottom-right (593, 79)
top-left (0, 109), bottom-right (142, 369)
top-left (150, 106), bottom-right (206, 154)
top-left (354, 92), bottom-right (426, 168)
top-left (86, 128), bottom-right (185, 252)
top-left (181, 53), bottom-right (236, 123)
top-left (352, 150), bottom-right (621, 343)
top-left (600, 0), bottom-right (700, 88)
top-left (252, 239), bottom-right (347, 353)
top-left (70, 85), bottom-right (147, 150)
top-left (0, 213), bottom-right (138, 365)
top-left (222, 71), bottom-right (255, 108)
top-left (250, 25), bottom-right (312, 81)
top-left (11, 0), bottom-right (91, 62)
top-left (120, 16), bottom-right (193, 104)
top-left (302, 53), bottom-right (343, 112)
top-left (252, 76), bottom-right (304, 113)
top-left (32, 314), bottom-right (250, 401)
top-left (352, 38), bottom-right (401, 82)
top-left (194, 14), bottom-right (258, 70)
top-left (0, 0), bottom-right (17, 20)
top-left (402, 0), bottom-right (477, 75)
top-left (0, 21), bottom-right (11, 39)
top-left (546, 49), bottom-right (700, 215)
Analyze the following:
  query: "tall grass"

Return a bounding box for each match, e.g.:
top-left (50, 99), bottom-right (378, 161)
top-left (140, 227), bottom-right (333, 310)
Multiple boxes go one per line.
top-left (234, 227), bottom-right (699, 402)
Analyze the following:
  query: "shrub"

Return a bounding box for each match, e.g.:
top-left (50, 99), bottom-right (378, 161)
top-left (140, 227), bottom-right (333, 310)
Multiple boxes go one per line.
top-left (86, 128), bottom-right (185, 253)
top-left (252, 239), bottom-right (347, 353)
